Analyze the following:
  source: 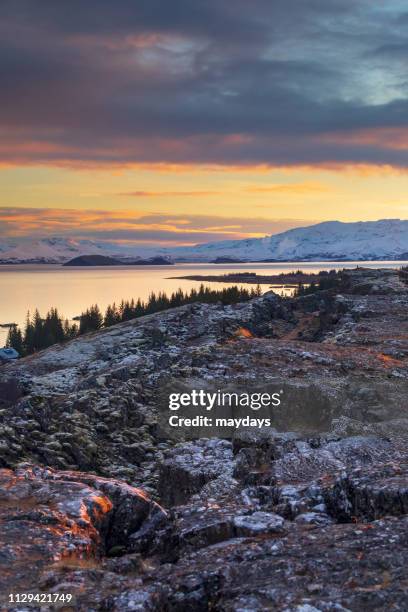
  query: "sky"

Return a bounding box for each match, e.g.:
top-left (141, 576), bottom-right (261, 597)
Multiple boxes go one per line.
top-left (1, 0), bottom-right (408, 246)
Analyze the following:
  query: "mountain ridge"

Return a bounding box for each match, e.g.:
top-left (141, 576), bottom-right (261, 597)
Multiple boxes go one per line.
top-left (1, 219), bottom-right (408, 263)
top-left (165, 219), bottom-right (408, 262)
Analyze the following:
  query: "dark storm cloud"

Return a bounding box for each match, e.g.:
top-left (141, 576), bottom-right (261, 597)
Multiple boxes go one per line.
top-left (1, 0), bottom-right (348, 42)
top-left (1, 1), bottom-right (408, 167)
top-left (371, 43), bottom-right (408, 58)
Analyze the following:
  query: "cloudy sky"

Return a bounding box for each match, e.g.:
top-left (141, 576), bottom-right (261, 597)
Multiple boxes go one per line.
top-left (1, 0), bottom-right (408, 245)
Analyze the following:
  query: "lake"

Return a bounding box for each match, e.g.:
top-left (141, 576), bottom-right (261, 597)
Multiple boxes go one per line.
top-left (0, 261), bottom-right (406, 343)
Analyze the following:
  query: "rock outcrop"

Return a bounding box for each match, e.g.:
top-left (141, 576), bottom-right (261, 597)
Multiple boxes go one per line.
top-left (1, 267), bottom-right (408, 609)
top-left (0, 466), bottom-right (165, 601)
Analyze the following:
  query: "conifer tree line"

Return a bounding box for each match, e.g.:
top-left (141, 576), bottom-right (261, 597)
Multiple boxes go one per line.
top-left (294, 270), bottom-right (341, 296)
top-left (5, 308), bottom-right (77, 356)
top-left (6, 284), bottom-right (262, 356)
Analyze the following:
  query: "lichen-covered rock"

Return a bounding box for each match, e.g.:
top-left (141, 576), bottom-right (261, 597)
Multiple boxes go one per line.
top-left (0, 466), bottom-right (165, 599)
top-left (271, 436), bottom-right (393, 484)
top-left (158, 439), bottom-right (233, 506)
top-left (233, 511), bottom-right (285, 536)
top-left (325, 463), bottom-right (408, 522)
top-left (41, 467), bottom-right (167, 548)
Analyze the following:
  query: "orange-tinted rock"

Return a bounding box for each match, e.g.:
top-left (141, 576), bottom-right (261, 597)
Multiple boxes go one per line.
top-left (0, 466), bottom-right (165, 597)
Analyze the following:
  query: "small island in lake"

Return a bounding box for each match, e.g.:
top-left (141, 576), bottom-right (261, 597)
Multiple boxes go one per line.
top-left (210, 256), bottom-right (246, 264)
top-left (63, 255), bottom-right (173, 266)
top-left (63, 254), bottom-right (122, 266)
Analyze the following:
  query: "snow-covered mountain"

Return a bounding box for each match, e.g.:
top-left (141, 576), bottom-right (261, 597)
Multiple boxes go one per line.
top-left (0, 238), bottom-right (140, 263)
top-left (1, 219), bottom-right (408, 263)
top-left (164, 219), bottom-right (408, 262)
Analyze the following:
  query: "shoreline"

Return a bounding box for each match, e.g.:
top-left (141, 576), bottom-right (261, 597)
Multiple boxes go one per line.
top-left (167, 271), bottom-right (337, 284)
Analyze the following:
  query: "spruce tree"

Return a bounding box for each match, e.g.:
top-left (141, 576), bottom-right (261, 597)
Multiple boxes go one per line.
top-left (104, 304), bottom-right (119, 327)
top-left (6, 325), bottom-right (23, 354)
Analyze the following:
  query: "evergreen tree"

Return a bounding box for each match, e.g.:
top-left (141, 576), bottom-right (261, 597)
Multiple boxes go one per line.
top-left (6, 325), bottom-right (23, 354)
top-left (23, 311), bottom-right (35, 354)
top-left (79, 305), bottom-right (103, 334)
top-left (104, 303), bottom-right (120, 327)
top-left (134, 298), bottom-right (144, 317)
top-left (146, 292), bottom-right (158, 313)
top-left (43, 307), bottom-right (65, 346)
top-left (32, 309), bottom-right (44, 351)
top-left (121, 300), bottom-right (133, 321)
top-left (63, 319), bottom-right (78, 339)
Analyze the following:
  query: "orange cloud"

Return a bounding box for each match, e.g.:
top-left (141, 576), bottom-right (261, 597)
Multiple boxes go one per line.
top-left (245, 181), bottom-right (329, 194)
top-left (117, 190), bottom-right (221, 197)
top-left (320, 127), bottom-right (408, 150)
top-left (0, 207), bottom-right (313, 245)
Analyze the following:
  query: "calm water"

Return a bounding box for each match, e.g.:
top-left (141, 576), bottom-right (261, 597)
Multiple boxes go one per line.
top-left (0, 261), bottom-right (406, 343)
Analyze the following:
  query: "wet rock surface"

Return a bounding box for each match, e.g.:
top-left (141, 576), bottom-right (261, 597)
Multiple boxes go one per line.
top-left (1, 267), bottom-right (408, 609)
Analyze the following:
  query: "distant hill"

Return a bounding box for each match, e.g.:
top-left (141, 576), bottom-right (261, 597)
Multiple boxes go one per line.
top-left (63, 254), bottom-right (173, 266)
top-left (210, 257), bottom-right (246, 264)
top-left (63, 255), bottom-right (121, 266)
top-left (130, 256), bottom-right (173, 266)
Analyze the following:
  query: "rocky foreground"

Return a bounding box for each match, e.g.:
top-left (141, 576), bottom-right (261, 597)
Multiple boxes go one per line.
top-left (1, 267), bottom-right (408, 610)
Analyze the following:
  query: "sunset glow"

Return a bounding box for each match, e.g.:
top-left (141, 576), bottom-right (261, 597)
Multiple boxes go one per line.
top-left (1, 1), bottom-right (407, 245)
